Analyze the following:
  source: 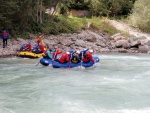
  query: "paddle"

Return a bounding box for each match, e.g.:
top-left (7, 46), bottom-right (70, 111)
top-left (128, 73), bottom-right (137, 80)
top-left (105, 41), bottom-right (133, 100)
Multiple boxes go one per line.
top-left (68, 62), bottom-right (70, 69)
top-left (80, 52), bottom-right (83, 69)
top-left (36, 60), bottom-right (40, 66)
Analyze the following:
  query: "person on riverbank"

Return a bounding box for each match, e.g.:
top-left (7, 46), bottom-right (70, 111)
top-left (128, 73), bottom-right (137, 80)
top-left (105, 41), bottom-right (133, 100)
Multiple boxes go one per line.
top-left (35, 35), bottom-right (45, 53)
top-left (82, 49), bottom-right (95, 63)
top-left (1, 30), bottom-right (9, 48)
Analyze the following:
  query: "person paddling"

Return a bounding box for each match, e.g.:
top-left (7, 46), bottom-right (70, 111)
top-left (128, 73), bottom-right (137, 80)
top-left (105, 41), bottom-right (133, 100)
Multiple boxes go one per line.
top-left (19, 42), bottom-right (32, 51)
top-left (42, 48), bottom-right (53, 59)
top-left (25, 41), bottom-right (32, 51)
top-left (32, 43), bottom-right (42, 53)
top-left (71, 50), bottom-right (81, 63)
top-left (82, 49), bottom-right (95, 63)
top-left (58, 52), bottom-right (70, 63)
top-left (52, 49), bottom-right (62, 60)
top-left (35, 35), bottom-right (45, 53)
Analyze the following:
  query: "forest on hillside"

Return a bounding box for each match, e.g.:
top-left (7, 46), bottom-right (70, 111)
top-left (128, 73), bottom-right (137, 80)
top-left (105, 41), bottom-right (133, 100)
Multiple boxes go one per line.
top-left (0, 0), bottom-right (149, 37)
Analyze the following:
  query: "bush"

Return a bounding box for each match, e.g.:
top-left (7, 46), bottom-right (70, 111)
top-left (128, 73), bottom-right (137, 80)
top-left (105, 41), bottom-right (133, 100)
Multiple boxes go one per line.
top-left (129, 0), bottom-right (150, 33)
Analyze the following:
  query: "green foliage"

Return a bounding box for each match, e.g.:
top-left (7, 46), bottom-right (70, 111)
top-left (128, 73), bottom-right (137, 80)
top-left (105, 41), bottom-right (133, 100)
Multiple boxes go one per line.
top-left (41, 16), bottom-right (78, 35)
top-left (0, 0), bottom-right (135, 37)
top-left (60, 0), bottom-right (136, 17)
top-left (41, 15), bottom-right (118, 35)
top-left (58, 3), bottom-right (69, 15)
top-left (87, 17), bottom-right (118, 35)
top-left (65, 0), bottom-right (91, 10)
top-left (0, 0), bottom-right (65, 37)
top-left (129, 0), bottom-right (150, 33)
top-left (89, 0), bottom-right (109, 16)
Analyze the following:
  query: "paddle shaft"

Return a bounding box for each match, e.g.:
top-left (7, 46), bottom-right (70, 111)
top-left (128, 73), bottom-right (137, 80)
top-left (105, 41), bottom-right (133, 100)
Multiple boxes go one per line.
top-left (36, 60), bottom-right (40, 66)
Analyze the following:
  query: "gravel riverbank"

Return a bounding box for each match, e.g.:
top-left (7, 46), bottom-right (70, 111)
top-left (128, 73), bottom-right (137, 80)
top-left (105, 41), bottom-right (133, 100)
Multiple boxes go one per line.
top-left (1, 29), bottom-right (150, 58)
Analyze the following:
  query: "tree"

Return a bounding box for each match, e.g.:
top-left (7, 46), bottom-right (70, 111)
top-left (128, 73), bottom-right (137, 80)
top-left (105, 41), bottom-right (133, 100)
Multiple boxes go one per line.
top-left (60, 0), bottom-right (136, 17)
top-left (129, 0), bottom-right (150, 33)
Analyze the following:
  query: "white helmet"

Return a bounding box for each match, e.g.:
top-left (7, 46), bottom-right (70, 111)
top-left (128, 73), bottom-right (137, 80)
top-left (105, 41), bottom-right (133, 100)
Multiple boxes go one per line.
top-left (89, 49), bottom-right (93, 53)
top-left (76, 50), bottom-right (80, 54)
top-left (66, 52), bottom-right (70, 54)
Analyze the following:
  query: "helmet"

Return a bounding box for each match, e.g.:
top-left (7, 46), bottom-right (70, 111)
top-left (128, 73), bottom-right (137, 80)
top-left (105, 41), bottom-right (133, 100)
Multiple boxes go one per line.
top-left (89, 49), bottom-right (93, 53)
top-left (76, 50), bottom-right (80, 54)
top-left (28, 41), bottom-right (31, 44)
top-left (66, 52), bottom-right (70, 54)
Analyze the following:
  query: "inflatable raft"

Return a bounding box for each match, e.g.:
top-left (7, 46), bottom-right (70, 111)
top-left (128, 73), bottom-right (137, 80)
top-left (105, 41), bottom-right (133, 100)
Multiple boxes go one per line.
top-left (17, 51), bottom-right (42, 58)
top-left (40, 56), bottom-right (100, 68)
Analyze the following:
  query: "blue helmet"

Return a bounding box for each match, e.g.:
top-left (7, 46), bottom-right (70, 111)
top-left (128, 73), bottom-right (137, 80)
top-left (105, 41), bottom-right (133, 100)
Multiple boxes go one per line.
top-left (28, 41), bottom-right (31, 44)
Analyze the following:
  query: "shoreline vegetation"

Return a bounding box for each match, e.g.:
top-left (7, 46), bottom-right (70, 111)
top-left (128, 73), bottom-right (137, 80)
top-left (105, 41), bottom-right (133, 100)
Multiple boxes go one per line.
top-left (1, 0), bottom-right (150, 58)
top-left (1, 19), bottom-right (150, 58)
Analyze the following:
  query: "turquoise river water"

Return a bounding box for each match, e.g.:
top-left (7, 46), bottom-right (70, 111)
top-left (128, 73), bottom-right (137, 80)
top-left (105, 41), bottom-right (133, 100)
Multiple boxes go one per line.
top-left (0, 53), bottom-right (150, 113)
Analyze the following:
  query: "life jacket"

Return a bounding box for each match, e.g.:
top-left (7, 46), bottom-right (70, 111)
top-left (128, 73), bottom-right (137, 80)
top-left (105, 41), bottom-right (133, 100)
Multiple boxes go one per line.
top-left (2, 32), bottom-right (8, 39)
top-left (36, 39), bottom-right (44, 46)
top-left (82, 52), bottom-right (95, 63)
top-left (53, 50), bottom-right (62, 60)
top-left (71, 54), bottom-right (81, 63)
top-left (19, 45), bottom-right (25, 51)
top-left (59, 53), bottom-right (70, 63)
top-left (25, 44), bottom-right (32, 51)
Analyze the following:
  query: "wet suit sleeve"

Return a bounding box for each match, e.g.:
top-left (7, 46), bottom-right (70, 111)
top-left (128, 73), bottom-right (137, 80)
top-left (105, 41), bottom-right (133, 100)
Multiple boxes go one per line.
top-left (46, 51), bottom-right (52, 59)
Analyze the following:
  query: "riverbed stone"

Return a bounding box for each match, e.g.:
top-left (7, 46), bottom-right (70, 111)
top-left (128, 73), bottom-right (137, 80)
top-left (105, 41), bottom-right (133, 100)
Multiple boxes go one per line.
top-left (1, 29), bottom-right (150, 58)
top-left (115, 39), bottom-right (129, 48)
top-left (138, 45), bottom-right (150, 53)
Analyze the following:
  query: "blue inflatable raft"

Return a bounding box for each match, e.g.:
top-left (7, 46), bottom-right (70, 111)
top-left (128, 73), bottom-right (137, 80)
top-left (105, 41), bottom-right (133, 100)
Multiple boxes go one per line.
top-left (40, 56), bottom-right (100, 68)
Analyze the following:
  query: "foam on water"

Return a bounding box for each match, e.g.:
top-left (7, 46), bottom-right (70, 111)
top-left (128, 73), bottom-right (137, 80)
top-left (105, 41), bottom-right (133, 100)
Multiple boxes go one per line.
top-left (0, 53), bottom-right (150, 113)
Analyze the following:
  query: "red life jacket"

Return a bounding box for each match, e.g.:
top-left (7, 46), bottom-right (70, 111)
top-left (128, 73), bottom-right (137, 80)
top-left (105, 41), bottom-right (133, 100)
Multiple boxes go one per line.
top-left (2, 32), bottom-right (8, 39)
top-left (25, 44), bottom-right (32, 51)
top-left (53, 50), bottom-right (62, 60)
top-left (59, 53), bottom-right (70, 63)
top-left (82, 51), bottom-right (95, 63)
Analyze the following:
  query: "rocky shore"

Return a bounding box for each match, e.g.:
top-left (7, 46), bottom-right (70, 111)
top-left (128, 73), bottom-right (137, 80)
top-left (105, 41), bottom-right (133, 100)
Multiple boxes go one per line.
top-left (1, 30), bottom-right (150, 58)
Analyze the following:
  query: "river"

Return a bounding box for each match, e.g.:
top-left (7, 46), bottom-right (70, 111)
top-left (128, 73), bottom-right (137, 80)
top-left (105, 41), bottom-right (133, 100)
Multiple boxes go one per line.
top-left (0, 53), bottom-right (150, 113)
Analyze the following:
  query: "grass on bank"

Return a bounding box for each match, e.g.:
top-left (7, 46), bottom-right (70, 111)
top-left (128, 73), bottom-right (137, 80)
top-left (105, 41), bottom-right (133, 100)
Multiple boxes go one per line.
top-left (42, 15), bottom-right (119, 36)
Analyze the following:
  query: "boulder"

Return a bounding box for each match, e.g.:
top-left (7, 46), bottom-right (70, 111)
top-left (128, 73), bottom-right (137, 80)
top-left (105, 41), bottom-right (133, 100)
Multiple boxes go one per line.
top-left (111, 33), bottom-right (121, 39)
top-left (75, 40), bottom-right (86, 47)
top-left (118, 48), bottom-right (127, 53)
top-left (86, 34), bottom-right (97, 42)
top-left (100, 48), bottom-right (110, 52)
top-left (115, 40), bottom-right (129, 48)
top-left (114, 36), bottom-right (126, 41)
top-left (146, 40), bottom-right (150, 46)
top-left (43, 39), bottom-right (55, 46)
top-left (95, 41), bottom-right (106, 47)
top-left (16, 38), bottom-right (26, 44)
top-left (130, 40), bottom-right (141, 48)
top-left (138, 45), bottom-right (150, 53)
